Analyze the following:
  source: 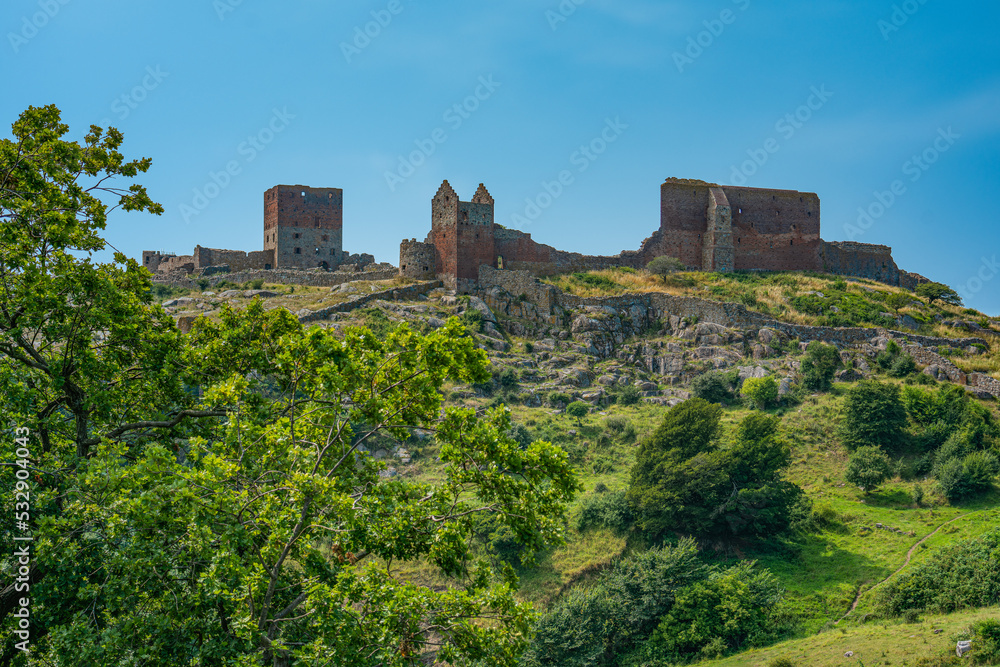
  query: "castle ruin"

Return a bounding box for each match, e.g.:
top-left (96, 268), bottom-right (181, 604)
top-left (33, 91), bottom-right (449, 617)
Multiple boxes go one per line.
top-left (400, 178), bottom-right (926, 293)
top-left (143, 185), bottom-right (372, 277)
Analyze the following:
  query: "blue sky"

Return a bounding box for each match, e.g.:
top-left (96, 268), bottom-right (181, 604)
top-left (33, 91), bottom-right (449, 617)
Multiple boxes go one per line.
top-left (2, 0), bottom-right (999, 314)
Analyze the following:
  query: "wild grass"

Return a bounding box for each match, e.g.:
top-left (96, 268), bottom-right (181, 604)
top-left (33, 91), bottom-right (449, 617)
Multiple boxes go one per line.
top-left (699, 605), bottom-right (1000, 667)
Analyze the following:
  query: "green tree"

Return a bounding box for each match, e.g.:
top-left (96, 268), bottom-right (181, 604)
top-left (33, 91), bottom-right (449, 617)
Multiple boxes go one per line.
top-left (691, 370), bottom-right (735, 404)
top-left (646, 255), bottom-right (685, 283)
top-left (916, 281), bottom-right (963, 306)
top-left (741, 376), bottom-right (779, 409)
top-left (840, 380), bottom-right (908, 450)
top-left (715, 413), bottom-right (805, 537)
top-left (0, 106), bottom-right (580, 666)
top-left (627, 402), bottom-right (802, 542)
top-left (845, 446), bottom-right (893, 494)
top-left (647, 561), bottom-right (783, 659)
top-left (523, 540), bottom-right (710, 667)
top-left (566, 400), bottom-right (590, 425)
top-left (885, 291), bottom-right (913, 314)
top-left (801, 341), bottom-right (841, 391)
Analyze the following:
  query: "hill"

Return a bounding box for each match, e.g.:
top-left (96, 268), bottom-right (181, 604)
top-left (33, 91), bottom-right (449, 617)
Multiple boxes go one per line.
top-left (155, 268), bottom-right (1000, 665)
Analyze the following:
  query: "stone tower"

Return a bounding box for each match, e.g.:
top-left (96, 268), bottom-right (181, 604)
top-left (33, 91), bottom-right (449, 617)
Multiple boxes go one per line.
top-left (702, 187), bottom-right (735, 272)
top-left (263, 185), bottom-right (344, 270)
top-left (427, 181), bottom-right (496, 291)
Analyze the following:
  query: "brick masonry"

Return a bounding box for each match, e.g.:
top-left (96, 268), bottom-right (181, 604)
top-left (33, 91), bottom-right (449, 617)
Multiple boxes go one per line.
top-left (144, 184), bottom-right (370, 279)
top-left (401, 177), bottom-right (928, 293)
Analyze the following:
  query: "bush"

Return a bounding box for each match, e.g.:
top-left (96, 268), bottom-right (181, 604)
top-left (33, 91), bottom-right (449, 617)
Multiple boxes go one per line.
top-left (801, 341), bottom-right (840, 391)
top-left (691, 370), bottom-right (735, 404)
top-left (873, 529), bottom-right (1000, 617)
top-left (507, 423), bottom-right (532, 450)
top-left (548, 392), bottom-right (570, 408)
top-left (524, 342), bottom-right (533, 354)
top-left (741, 376), bottom-right (779, 410)
top-left (566, 401), bottom-right (590, 424)
top-left (196, 278), bottom-right (210, 291)
top-left (617, 384), bottom-right (641, 406)
top-left (245, 278), bottom-right (264, 290)
top-left (497, 367), bottom-right (518, 389)
top-left (888, 354), bottom-right (917, 378)
top-left (646, 256), bottom-right (685, 282)
top-left (604, 415), bottom-right (628, 433)
top-left (840, 380), bottom-right (908, 450)
top-left (523, 540), bottom-right (710, 667)
top-left (970, 619), bottom-right (1000, 665)
top-left (845, 445), bottom-right (893, 494)
top-left (576, 489), bottom-right (633, 532)
top-left (646, 562), bottom-right (784, 659)
top-left (459, 308), bottom-right (483, 333)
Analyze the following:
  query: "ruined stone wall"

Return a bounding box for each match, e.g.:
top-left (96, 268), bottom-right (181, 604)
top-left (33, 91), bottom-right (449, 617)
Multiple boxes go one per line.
top-left (726, 186), bottom-right (821, 271)
top-left (820, 241), bottom-right (918, 287)
top-left (264, 185), bottom-right (344, 269)
top-left (298, 280), bottom-right (443, 323)
top-left (192, 246), bottom-right (276, 273)
top-left (658, 179), bottom-right (822, 272)
top-left (399, 239), bottom-right (436, 279)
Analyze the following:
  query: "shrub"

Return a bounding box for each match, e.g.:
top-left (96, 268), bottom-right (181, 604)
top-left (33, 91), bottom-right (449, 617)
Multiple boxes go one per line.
top-left (647, 562), bottom-right (784, 659)
top-left (767, 659), bottom-right (797, 667)
top-left (604, 415), bottom-right (628, 433)
top-left (245, 278), bottom-right (264, 290)
top-left (845, 446), bottom-right (893, 494)
top-left (888, 353), bottom-right (917, 378)
top-left (566, 401), bottom-right (590, 425)
top-left (459, 308), bottom-right (483, 333)
top-left (617, 384), bottom-right (641, 406)
top-left (801, 341), bottom-right (840, 391)
top-left (548, 392), bottom-right (570, 408)
top-left (576, 489), bottom-right (633, 532)
top-left (741, 376), bottom-right (779, 410)
top-left (840, 380), bottom-right (908, 450)
top-left (691, 370), bottom-right (735, 404)
top-left (646, 256), bottom-right (685, 282)
top-left (523, 540), bottom-right (710, 667)
top-left (524, 342), bottom-right (533, 354)
top-left (971, 619), bottom-right (1000, 665)
top-left (196, 278), bottom-right (210, 290)
top-left (873, 529), bottom-right (1000, 617)
top-left (497, 367), bottom-right (518, 389)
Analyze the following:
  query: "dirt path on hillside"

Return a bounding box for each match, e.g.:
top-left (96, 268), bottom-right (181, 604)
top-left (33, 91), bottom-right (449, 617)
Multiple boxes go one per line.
top-left (836, 512), bottom-right (973, 623)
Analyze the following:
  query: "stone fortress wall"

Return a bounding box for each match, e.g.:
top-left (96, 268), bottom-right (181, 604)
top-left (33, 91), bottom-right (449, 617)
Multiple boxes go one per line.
top-left (400, 177), bottom-right (930, 293)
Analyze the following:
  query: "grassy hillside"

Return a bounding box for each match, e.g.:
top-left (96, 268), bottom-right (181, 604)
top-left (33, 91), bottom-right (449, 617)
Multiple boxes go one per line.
top-left (152, 268), bottom-right (1000, 665)
top-left (699, 605), bottom-right (1000, 667)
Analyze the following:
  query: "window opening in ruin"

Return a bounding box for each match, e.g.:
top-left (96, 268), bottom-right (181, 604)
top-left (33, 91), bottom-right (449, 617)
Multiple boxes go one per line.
top-left (402, 265), bottom-right (407, 270)
top-left (294, 248), bottom-right (301, 254)
top-left (422, 266), bottom-right (428, 272)
top-left (265, 264), bottom-right (271, 270)
top-left (330, 249), bottom-right (336, 255)
top-left (294, 233), bottom-right (300, 239)
top-left (790, 240), bottom-right (794, 246)
top-left (315, 248), bottom-right (321, 255)
top-left (301, 191), bottom-right (306, 197)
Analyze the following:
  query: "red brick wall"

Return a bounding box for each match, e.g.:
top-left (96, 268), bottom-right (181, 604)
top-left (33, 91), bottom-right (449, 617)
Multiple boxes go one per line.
top-left (658, 180), bottom-right (823, 272)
